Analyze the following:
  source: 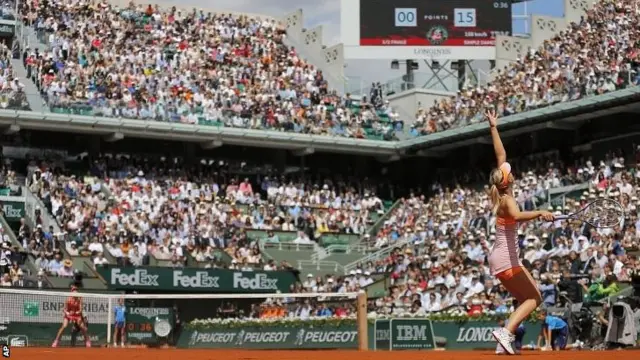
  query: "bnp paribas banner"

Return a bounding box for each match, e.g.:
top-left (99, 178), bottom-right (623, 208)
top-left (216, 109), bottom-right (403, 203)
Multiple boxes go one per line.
top-left (0, 291), bottom-right (111, 346)
top-left (0, 293), bottom-right (172, 347)
top-left (2, 292), bottom-right (110, 324)
top-left (96, 266), bottom-right (298, 293)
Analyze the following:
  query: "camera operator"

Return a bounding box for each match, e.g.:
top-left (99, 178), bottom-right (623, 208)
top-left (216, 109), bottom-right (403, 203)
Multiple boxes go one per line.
top-left (557, 268), bottom-right (583, 306)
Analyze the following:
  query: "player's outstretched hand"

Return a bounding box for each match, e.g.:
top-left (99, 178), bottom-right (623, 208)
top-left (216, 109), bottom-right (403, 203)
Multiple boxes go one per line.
top-left (485, 109), bottom-right (498, 127)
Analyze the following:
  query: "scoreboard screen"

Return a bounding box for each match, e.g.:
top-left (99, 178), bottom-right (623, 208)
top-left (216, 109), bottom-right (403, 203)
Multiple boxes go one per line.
top-left (360, 0), bottom-right (512, 47)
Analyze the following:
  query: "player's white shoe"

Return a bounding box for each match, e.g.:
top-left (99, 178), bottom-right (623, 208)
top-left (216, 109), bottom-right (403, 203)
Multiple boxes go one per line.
top-left (492, 328), bottom-right (516, 355)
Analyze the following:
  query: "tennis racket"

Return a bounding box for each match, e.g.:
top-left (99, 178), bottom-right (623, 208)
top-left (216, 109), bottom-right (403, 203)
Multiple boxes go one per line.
top-left (554, 198), bottom-right (624, 228)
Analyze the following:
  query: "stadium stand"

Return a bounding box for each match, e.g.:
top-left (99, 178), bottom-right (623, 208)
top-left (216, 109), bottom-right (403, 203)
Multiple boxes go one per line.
top-left (0, 0), bottom-right (638, 350)
top-left (18, 0), bottom-right (399, 140)
top-left (2, 137), bottom-right (636, 318)
top-left (7, 0), bottom-right (640, 145)
top-left (21, 155), bottom-right (388, 273)
top-left (410, 0), bottom-right (640, 136)
top-left (0, 42), bottom-right (30, 111)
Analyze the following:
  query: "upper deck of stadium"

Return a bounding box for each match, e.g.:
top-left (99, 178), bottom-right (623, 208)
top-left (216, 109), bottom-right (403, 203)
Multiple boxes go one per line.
top-left (0, 0), bottom-right (635, 158)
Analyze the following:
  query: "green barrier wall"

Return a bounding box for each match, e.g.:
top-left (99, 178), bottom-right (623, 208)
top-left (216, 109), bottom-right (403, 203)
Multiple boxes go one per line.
top-left (0, 323), bottom-right (108, 347)
top-left (0, 318), bottom-right (542, 349)
top-left (177, 319), bottom-right (543, 350)
top-left (181, 324), bottom-right (358, 349)
top-left (0, 306), bottom-right (173, 347)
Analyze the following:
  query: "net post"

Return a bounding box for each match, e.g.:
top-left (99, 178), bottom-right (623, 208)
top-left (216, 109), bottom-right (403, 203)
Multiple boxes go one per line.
top-left (356, 290), bottom-right (368, 351)
top-left (107, 297), bottom-right (113, 346)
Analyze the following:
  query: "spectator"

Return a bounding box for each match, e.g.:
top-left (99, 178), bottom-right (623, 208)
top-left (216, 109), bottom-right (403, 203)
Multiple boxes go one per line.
top-left (93, 252), bottom-right (109, 268)
top-left (582, 274), bottom-right (620, 303)
top-left (12, 269), bottom-right (25, 287)
top-left (25, 269), bottom-right (50, 289)
top-left (57, 258), bottom-right (74, 277)
top-left (0, 273), bottom-right (10, 286)
top-left (539, 274), bottom-right (557, 307)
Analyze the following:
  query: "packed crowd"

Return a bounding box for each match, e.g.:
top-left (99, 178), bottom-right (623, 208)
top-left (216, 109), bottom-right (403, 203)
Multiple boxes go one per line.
top-left (183, 149), bottom-right (640, 321)
top-left (0, 0), bottom-right (17, 21)
top-left (206, 270), bottom-right (372, 319)
top-left (410, 0), bottom-right (640, 136)
top-left (5, 137), bottom-right (639, 325)
top-left (359, 155), bottom-right (640, 317)
top-left (0, 166), bottom-right (21, 196)
top-left (20, 0), bottom-right (398, 140)
top-left (0, 43), bottom-right (29, 111)
top-left (0, 224), bottom-right (23, 287)
top-left (23, 155), bottom-right (385, 272)
top-left (15, 217), bottom-right (73, 286)
top-left (366, 152), bottom-right (614, 251)
top-left (13, 0), bottom-right (640, 141)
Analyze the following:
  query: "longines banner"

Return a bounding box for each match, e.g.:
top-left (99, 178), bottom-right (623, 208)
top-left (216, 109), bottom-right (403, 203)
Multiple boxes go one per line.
top-left (96, 266), bottom-right (298, 293)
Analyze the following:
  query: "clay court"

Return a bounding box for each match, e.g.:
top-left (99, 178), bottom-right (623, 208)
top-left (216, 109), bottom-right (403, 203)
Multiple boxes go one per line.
top-left (9, 348), bottom-right (640, 360)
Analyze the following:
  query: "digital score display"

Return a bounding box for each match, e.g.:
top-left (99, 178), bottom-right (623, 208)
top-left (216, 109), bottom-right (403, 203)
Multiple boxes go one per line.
top-left (126, 307), bottom-right (173, 343)
top-left (126, 322), bottom-right (154, 333)
top-left (360, 1), bottom-right (512, 47)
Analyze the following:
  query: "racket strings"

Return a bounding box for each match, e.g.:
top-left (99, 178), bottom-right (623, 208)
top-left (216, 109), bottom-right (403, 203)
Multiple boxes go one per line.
top-left (577, 199), bottom-right (624, 228)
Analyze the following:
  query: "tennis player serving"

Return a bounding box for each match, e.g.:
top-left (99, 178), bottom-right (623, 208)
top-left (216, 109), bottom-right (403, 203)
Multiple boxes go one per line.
top-left (52, 286), bottom-right (91, 348)
top-left (485, 110), bottom-right (554, 355)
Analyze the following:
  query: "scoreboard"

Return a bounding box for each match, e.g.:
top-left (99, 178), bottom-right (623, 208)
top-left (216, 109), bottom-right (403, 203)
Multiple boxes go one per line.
top-left (127, 307), bottom-right (173, 344)
top-left (341, 0), bottom-right (513, 60)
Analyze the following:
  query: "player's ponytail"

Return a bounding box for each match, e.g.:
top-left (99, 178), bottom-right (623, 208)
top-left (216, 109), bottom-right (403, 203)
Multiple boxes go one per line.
top-left (489, 168), bottom-right (503, 215)
top-left (490, 184), bottom-right (501, 215)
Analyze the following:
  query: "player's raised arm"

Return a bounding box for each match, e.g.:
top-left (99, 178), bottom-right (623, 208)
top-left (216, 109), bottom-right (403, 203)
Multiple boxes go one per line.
top-left (486, 109), bottom-right (506, 166)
